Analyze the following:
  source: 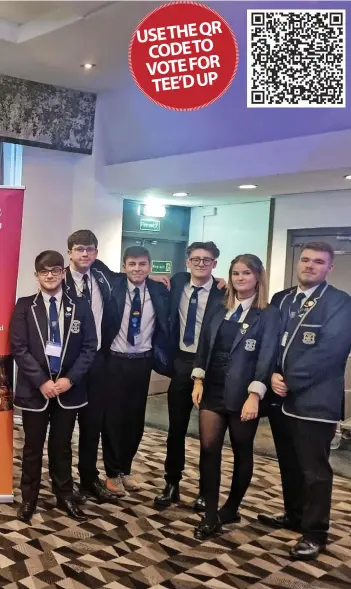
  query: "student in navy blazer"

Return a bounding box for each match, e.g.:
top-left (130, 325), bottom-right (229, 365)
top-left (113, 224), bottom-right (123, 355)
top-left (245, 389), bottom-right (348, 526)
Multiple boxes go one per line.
top-left (63, 230), bottom-right (120, 507)
top-left (93, 246), bottom-right (171, 496)
top-left (11, 251), bottom-right (97, 524)
top-left (154, 241), bottom-right (225, 511)
top-left (191, 254), bottom-right (280, 541)
top-left (258, 241), bottom-right (351, 561)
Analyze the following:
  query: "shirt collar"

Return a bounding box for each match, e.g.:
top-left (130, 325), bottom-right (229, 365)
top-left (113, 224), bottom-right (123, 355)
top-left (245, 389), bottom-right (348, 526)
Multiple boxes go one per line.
top-left (70, 266), bottom-right (91, 282)
top-left (234, 294), bottom-right (256, 312)
top-left (42, 289), bottom-right (63, 304)
top-left (190, 276), bottom-right (213, 292)
top-left (127, 279), bottom-right (145, 293)
top-left (296, 284), bottom-right (319, 300)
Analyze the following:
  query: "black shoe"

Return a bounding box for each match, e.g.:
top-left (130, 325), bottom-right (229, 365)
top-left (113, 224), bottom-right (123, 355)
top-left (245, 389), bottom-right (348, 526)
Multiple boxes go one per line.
top-left (194, 517), bottom-right (222, 540)
top-left (154, 483), bottom-right (180, 508)
top-left (257, 512), bottom-right (301, 532)
top-left (57, 498), bottom-right (88, 522)
top-left (72, 483), bottom-right (87, 505)
top-left (193, 495), bottom-right (206, 512)
top-left (218, 506), bottom-right (241, 525)
top-left (86, 479), bottom-right (120, 504)
top-left (290, 537), bottom-right (326, 561)
top-left (17, 501), bottom-right (36, 524)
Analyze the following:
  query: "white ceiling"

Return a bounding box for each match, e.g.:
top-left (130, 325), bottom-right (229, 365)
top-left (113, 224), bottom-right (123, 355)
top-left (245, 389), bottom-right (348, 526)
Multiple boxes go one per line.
top-left (114, 168), bottom-right (351, 207)
top-left (0, 1), bottom-right (158, 91)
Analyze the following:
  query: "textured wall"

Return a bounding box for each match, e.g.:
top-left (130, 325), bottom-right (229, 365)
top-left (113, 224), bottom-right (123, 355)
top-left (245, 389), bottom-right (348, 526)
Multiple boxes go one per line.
top-left (0, 75), bottom-right (96, 154)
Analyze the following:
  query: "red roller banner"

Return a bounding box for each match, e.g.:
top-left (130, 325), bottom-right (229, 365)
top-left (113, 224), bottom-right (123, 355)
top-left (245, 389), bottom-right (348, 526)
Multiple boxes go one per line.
top-left (0, 187), bottom-right (24, 502)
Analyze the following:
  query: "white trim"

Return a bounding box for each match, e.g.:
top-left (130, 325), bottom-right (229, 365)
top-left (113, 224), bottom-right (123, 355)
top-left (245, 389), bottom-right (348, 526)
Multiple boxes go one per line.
top-left (14, 402), bottom-right (49, 412)
top-left (0, 185), bottom-right (25, 189)
top-left (282, 406), bottom-right (338, 424)
top-left (300, 324), bottom-right (322, 328)
top-left (55, 297), bottom-right (76, 380)
top-left (92, 268), bottom-right (112, 294)
top-left (56, 398), bottom-right (88, 410)
top-left (0, 495), bottom-right (14, 503)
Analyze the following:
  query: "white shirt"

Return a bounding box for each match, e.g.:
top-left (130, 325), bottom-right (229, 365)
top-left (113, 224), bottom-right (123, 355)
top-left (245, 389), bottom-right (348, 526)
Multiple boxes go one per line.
top-left (192, 295), bottom-right (266, 399)
top-left (111, 280), bottom-right (155, 353)
top-left (179, 277), bottom-right (213, 354)
top-left (42, 289), bottom-right (64, 342)
top-left (70, 267), bottom-right (103, 351)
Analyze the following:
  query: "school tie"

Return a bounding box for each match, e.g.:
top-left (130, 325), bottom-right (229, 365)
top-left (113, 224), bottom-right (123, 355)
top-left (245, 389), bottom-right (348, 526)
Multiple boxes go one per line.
top-left (228, 304), bottom-right (243, 323)
top-left (82, 274), bottom-right (91, 305)
top-left (183, 286), bottom-right (203, 346)
top-left (49, 296), bottom-right (61, 374)
top-left (127, 287), bottom-right (141, 346)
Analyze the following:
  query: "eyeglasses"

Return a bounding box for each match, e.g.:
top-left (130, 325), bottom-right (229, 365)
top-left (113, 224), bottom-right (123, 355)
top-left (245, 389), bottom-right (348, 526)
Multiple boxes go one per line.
top-left (72, 246), bottom-right (97, 254)
top-left (38, 267), bottom-right (63, 277)
top-left (189, 257), bottom-right (214, 266)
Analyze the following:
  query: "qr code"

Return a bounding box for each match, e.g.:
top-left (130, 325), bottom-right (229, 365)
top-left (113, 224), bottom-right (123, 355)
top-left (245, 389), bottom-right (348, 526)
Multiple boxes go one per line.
top-left (248, 10), bottom-right (345, 107)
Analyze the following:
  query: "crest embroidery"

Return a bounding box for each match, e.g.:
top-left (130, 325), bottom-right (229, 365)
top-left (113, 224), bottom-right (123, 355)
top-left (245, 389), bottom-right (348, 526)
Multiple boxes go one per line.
top-left (245, 339), bottom-right (256, 352)
top-left (99, 277), bottom-right (104, 283)
top-left (71, 320), bottom-right (81, 334)
top-left (302, 331), bottom-right (316, 345)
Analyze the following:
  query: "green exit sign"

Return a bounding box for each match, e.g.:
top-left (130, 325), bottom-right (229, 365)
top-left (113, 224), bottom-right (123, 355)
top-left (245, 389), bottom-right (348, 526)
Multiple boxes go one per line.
top-left (152, 261), bottom-right (172, 274)
top-left (140, 218), bottom-right (160, 232)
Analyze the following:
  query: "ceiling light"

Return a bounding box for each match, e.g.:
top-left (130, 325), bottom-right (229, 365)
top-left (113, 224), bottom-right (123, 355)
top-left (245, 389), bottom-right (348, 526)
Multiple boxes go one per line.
top-left (143, 203), bottom-right (166, 218)
top-left (345, 175), bottom-right (351, 180)
top-left (238, 184), bottom-right (257, 189)
top-left (173, 192), bottom-right (188, 197)
top-left (81, 63), bottom-right (96, 70)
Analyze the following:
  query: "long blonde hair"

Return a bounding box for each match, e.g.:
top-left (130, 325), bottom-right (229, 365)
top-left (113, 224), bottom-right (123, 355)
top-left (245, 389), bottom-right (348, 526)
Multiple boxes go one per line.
top-left (225, 254), bottom-right (268, 310)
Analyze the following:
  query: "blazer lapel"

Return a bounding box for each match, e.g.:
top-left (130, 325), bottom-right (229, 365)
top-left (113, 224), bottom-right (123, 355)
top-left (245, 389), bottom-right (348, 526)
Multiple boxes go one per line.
top-left (209, 307), bottom-right (227, 350)
top-left (62, 293), bottom-right (75, 349)
top-left (114, 274), bottom-right (127, 319)
top-left (92, 267), bottom-right (112, 302)
top-left (31, 292), bottom-right (48, 347)
top-left (230, 307), bottom-right (260, 354)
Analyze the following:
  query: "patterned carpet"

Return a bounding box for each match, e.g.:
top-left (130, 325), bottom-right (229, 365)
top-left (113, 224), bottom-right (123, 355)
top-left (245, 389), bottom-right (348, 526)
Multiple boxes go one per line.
top-left (1, 425), bottom-right (351, 588)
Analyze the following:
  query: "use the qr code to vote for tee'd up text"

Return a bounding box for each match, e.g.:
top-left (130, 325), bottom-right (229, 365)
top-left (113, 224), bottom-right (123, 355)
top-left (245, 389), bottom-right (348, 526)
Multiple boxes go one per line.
top-left (247, 10), bottom-right (345, 108)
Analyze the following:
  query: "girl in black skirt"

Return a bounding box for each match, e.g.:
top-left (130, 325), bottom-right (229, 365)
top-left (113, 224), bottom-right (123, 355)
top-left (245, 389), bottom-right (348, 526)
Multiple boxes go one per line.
top-left (192, 254), bottom-right (280, 540)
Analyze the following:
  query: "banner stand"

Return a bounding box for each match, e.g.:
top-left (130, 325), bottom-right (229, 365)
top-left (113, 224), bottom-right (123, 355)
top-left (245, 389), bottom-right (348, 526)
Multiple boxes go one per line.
top-left (0, 186), bottom-right (25, 503)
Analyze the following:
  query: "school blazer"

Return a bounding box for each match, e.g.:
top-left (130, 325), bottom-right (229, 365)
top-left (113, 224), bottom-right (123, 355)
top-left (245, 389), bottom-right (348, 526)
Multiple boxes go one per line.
top-left (169, 272), bottom-right (225, 358)
top-left (10, 291), bottom-right (97, 411)
top-left (194, 303), bottom-right (281, 412)
top-left (93, 259), bottom-right (172, 377)
top-left (64, 264), bottom-right (113, 354)
top-left (273, 282), bottom-right (351, 422)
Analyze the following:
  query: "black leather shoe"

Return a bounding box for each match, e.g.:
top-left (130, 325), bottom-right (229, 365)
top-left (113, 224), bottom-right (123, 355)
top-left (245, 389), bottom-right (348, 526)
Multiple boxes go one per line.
top-left (72, 483), bottom-right (87, 505)
top-left (57, 498), bottom-right (88, 522)
top-left (17, 501), bottom-right (36, 524)
top-left (290, 537), bottom-right (326, 561)
top-left (87, 479), bottom-right (120, 504)
top-left (193, 495), bottom-right (206, 512)
top-left (257, 513), bottom-right (301, 532)
top-left (154, 483), bottom-right (180, 508)
top-left (194, 517), bottom-right (222, 540)
top-left (218, 506), bottom-right (241, 525)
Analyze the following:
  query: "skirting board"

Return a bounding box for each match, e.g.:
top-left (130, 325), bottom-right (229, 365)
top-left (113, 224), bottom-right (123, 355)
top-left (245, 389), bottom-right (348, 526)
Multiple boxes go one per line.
top-left (0, 495), bottom-right (14, 503)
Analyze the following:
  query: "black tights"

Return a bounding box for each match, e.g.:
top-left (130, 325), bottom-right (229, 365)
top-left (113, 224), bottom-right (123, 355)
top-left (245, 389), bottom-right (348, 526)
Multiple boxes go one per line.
top-left (199, 409), bottom-right (259, 525)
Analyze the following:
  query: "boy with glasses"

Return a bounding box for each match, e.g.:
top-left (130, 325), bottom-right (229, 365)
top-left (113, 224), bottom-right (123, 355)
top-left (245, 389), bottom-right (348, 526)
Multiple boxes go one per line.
top-left (11, 250), bottom-right (97, 523)
top-left (155, 242), bottom-right (224, 510)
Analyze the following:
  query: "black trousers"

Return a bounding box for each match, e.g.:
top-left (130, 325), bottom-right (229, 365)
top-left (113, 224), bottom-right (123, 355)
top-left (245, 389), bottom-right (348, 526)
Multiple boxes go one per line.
top-left (21, 399), bottom-right (77, 503)
top-left (77, 351), bottom-right (107, 488)
top-left (103, 353), bottom-right (153, 477)
top-left (165, 351), bottom-right (202, 488)
top-left (268, 406), bottom-right (336, 544)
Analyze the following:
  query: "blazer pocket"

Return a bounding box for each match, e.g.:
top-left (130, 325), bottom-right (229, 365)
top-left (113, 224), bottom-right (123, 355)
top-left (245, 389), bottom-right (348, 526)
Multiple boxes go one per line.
top-left (299, 325), bottom-right (321, 346)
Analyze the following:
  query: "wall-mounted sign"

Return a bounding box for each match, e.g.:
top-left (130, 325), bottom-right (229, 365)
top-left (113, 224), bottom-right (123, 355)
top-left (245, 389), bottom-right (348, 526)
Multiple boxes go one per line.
top-left (152, 260), bottom-right (172, 274)
top-left (140, 218), bottom-right (160, 232)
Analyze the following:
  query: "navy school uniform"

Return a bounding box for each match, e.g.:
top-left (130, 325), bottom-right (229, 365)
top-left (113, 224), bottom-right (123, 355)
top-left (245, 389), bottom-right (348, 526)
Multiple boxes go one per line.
top-left (10, 290), bottom-right (97, 503)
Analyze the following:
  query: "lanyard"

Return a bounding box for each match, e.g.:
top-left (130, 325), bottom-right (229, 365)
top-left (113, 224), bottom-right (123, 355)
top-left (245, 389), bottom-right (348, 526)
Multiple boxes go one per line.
top-left (127, 285), bottom-right (146, 318)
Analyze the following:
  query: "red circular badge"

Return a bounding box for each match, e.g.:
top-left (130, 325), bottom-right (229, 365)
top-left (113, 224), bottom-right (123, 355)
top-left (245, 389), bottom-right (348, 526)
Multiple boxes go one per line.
top-left (129, 1), bottom-right (239, 111)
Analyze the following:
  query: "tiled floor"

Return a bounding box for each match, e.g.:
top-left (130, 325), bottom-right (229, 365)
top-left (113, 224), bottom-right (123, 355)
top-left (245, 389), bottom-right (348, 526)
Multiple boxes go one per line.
top-left (1, 424), bottom-right (351, 588)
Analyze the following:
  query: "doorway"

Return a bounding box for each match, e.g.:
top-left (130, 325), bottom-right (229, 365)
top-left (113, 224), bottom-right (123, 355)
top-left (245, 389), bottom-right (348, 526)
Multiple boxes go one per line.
top-left (285, 227), bottom-right (351, 435)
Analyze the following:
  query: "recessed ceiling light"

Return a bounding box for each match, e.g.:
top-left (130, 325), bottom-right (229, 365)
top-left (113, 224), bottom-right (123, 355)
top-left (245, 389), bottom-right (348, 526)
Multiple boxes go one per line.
top-left (81, 63), bottom-right (96, 70)
top-left (173, 192), bottom-right (189, 197)
top-left (345, 175), bottom-right (351, 180)
top-left (238, 184), bottom-right (257, 189)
